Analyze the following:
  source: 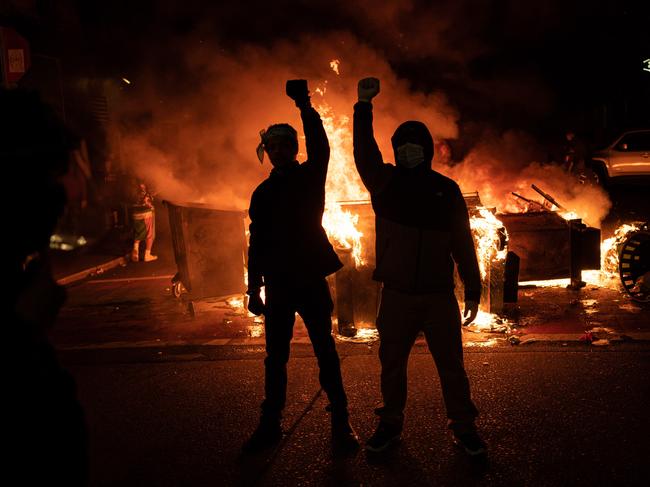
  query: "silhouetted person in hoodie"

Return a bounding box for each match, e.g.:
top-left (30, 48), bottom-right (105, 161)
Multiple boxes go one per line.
top-left (2, 88), bottom-right (88, 485)
top-left (353, 77), bottom-right (486, 456)
top-left (243, 80), bottom-right (359, 455)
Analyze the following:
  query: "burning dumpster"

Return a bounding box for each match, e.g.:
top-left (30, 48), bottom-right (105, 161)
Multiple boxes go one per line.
top-left (499, 185), bottom-right (601, 286)
top-left (331, 197), bottom-right (513, 332)
top-left (163, 200), bottom-right (247, 301)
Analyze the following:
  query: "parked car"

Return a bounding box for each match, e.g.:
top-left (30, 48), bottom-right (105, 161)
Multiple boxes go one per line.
top-left (590, 129), bottom-right (650, 183)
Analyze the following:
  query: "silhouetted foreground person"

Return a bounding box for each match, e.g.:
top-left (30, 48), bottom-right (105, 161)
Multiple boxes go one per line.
top-left (244, 80), bottom-right (359, 454)
top-left (353, 78), bottom-right (486, 456)
top-left (2, 89), bottom-right (88, 485)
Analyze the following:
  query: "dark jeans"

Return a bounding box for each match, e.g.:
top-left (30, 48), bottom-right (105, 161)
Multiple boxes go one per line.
top-left (376, 287), bottom-right (478, 433)
top-left (261, 278), bottom-right (348, 421)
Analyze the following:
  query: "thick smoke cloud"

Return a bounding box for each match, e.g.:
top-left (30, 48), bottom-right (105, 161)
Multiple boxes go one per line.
top-left (114, 0), bottom-right (612, 225)
top-left (435, 130), bottom-right (611, 226)
top-left (119, 33), bottom-right (458, 209)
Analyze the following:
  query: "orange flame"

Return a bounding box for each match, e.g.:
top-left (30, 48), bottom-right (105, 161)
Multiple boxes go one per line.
top-left (329, 59), bottom-right (340, 75)
top-left (470, 207), bottom-right (508, 280)
top-left (313, 82), bottom-right (369, 266)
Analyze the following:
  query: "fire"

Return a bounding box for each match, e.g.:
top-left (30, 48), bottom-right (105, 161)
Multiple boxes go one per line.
top-left (519, 222), bottom-right (641, 289)
top-left (321, 204), bottom-right (364, 265)
top-left (560, 211), bottom-right (580, 221)
top-left (470, 207), bottom-right (508, 280)
top-left (312, 80), bottom-right (369, 267)
top-left (329, 59), bottom-right (340, 75)
top-left (600, 223), bottom-right (641, 282)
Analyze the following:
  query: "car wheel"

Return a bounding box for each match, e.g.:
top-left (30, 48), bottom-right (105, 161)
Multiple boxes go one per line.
top-left (592, 164), bottom-right (609, 187)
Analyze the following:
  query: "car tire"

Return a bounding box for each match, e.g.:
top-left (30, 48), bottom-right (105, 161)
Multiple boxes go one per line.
top-left (592, 163), bottom-right (609, 188)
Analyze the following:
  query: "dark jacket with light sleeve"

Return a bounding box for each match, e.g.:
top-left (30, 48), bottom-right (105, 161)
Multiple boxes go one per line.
top-left (247, 103), bottom-right (342, 292)
top-left (353, 101), bottom-right (481, 302)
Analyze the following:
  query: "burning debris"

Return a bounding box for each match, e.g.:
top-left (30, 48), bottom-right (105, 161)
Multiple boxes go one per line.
top-left (601, 222), bottom-right (650, 302)
top-left (498, 184), bottom-right (601, 290)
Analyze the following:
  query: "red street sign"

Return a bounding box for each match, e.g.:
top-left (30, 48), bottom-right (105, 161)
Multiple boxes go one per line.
top-left (0, 27), bottom-right (31, 86)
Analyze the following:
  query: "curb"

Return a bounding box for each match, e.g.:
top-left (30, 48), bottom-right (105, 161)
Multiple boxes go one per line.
top-left (509, 332), bottom-right (650, 345)
top-left (56, 256), bottom-right (127, 286)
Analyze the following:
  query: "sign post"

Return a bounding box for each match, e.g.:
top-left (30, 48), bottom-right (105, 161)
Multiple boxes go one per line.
top-left (0, 27), bottom-right (31, 88)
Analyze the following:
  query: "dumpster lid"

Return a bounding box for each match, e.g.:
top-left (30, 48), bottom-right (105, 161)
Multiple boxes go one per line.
top-left (162, 200), bottom-right (247, 216)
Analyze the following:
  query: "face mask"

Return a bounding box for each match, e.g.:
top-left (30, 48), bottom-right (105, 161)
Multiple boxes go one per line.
top-left (396, 143), bottom-right (425, 168)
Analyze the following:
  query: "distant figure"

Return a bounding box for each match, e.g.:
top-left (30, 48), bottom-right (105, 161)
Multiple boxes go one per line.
top-left (2, 88), bottom-right (88, 485)
top-left (353, 77), bottom-right (486, 456)
top-left (130, 180), bottom-right (157, 262)
top-left (243, 79), bottom-right (359, 454)
top-left (563, 130), bottom-right (587, 179)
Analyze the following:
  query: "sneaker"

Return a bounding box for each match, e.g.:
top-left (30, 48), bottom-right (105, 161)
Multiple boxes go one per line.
top-left (365, 422), bottom-right (401, 453)
top-left (332, 417), bottom-right (360, 454)
top-left (144, 251), bottom-right (158, 262)
top-left (241, 421), bottom-right (282, 455)
top-left (452, 430), bottom-right (487, 456)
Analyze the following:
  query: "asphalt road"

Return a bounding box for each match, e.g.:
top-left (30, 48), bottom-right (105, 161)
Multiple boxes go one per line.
top-left (60, 342), bottom-right (650, 487)
top-left (51, 178), bottom-right (649, 486)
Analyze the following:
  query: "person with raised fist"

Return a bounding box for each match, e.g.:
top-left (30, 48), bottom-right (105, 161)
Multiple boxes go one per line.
top-left (353, 77), bottom-right (486, 457)
top-left (243, 79), bottom-right (359, 455)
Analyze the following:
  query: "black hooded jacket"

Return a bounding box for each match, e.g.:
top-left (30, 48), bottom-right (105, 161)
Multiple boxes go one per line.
top-left (247, 104), bottom-right (342, 291)
top-left (353, 101), bottom-right (481, 302)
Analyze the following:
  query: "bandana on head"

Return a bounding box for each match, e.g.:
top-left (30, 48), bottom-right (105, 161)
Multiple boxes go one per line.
top-left (255, 125), bottom-right (298, 164)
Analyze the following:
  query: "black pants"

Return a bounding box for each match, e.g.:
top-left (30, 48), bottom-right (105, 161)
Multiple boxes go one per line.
top-left (261, 278), bottom-right (348, 421)
top-left (376, 287), bottom-right (478, 433)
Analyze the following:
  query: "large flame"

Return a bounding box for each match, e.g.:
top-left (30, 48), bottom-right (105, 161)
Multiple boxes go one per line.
top-left (469, 207), bottom-right (508, 280)
top-left (312, 63), bottom-right (370, 266)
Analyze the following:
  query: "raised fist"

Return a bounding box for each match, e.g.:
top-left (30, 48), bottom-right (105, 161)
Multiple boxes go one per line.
top-left (286, 79), bottom-right (309, 104)
top-left (358, 77), bottom-right (380, 102)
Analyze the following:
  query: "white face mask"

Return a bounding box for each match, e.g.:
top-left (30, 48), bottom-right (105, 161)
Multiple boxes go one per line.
top-left (396, 143), bottom-right (425, 168)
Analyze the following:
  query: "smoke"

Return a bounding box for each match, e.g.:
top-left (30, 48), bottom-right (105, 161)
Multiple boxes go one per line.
top-left (436, 130), bottom-right (612, 226)
top-left (118, 32), bottom-right (458, 210)
top-left (112, 0), bottom-right (611, 224)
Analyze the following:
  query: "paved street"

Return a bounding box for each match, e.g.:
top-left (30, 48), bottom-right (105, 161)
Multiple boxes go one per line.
top-left (59, 343), bottom-right (649, 486)
top-left (52, 259), bottom-right (650, 486)
top-left (48, 180), bottom-right (650, 486)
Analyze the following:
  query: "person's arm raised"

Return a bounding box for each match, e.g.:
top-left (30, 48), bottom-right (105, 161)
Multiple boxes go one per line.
top-left (286, 79), bottom-right (330, 182)
top-left (353, 77), bottom-right (391, 195)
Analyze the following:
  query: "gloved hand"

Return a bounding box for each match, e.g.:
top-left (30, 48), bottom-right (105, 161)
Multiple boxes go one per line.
top-left (247, 291), bottom-right (266, 316)
top-left (358, 77), bottom-right (380, 102)
top-left (462, 300), bottom-right (479, 326)
top-left (286, 79), bottom-right (310, 107)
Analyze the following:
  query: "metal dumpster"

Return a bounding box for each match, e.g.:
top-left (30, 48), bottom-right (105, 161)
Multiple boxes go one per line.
top-left (163, 200), bottom-right (247, 300)
top-left (334, 197), bottom-right (513, 329)
top-left (498, 211), bottom-right (600, 282)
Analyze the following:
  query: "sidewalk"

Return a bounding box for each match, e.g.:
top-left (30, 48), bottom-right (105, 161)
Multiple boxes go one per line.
top-left (51, 227), bottom-right (131, 285)
top-left (50, 204), bottom-right (650, 349)
top-left (51, 249), bottom-right (650, 350)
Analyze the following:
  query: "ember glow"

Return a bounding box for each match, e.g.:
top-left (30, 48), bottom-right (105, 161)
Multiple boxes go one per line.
top-left (600, 223), bottom-right (642, 282)
top-left (329, 59), bottom-right (340, 75)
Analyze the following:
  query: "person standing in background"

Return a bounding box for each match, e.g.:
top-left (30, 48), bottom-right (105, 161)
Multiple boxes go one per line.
top-left (131, 180), bottom-right (157, 262)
